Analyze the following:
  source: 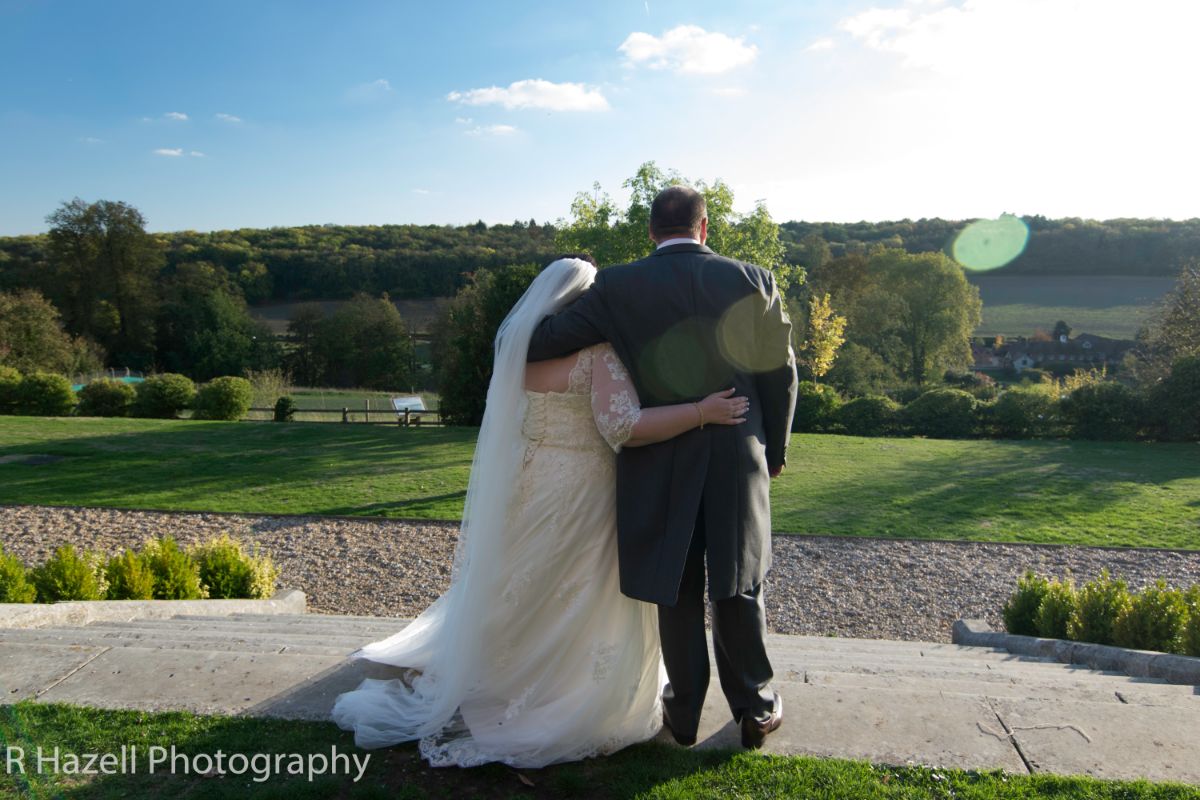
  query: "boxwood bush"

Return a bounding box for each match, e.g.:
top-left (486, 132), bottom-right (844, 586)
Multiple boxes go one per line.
top-left (0, 544), bottom-right (36, 603)
top-left (836, 395), bottom-right (899, 437)
top-left (902, 388), bottom-right (979, 439)
top-left (1034, 577), bottom-right (1076, 639)
top-left (1067, 569), bottom-right (1131, 645)
top-left (132, 373), bottom-right (196, 419)
top-left (1002, 570), bottom-right (1051, 637)
top-left (190, 533), bottom-right (279, 599)
top-left (104, 549), bottom-right (156, 600)
top-left (273, 395), bottom-right (297, 422)
top-left (77, 378), bottom-right (136, 418)
top-left (990, 383), bottom-right (1060, 439)
top-left (1113, 579), bottom-right (1189, 654)
top-left (0, 365), bottom-right (21, 415)
top-left (1150, 355), bottom-right (1200, 442)
top-left (193, 376), bottom-right (254, 421)
top-left (30, 545), bottom-right (106, 602)
top-left (16, 371), bottom-right (77, 416)
top-left (792, 381), bottom-right (841, 433)
top-left (141, 537), bottom-right (206, 600)
top-left (1061, 381), bottom-right (1144, 441)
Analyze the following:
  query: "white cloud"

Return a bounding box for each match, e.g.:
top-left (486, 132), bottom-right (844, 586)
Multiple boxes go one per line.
top-left (78, 136), bottom-right (104, 144)
top-left (215, 113), bottom-right (242, 123)
top-left (711, 87), bottom-right (746, 98)
top-left (346, 78), bottom-right (393, 103)
top-left (454, 117), bottom-right (473, 125)
top-left (153, 148), bottom-right (184, 157)
top-left (164, 111), bottom-right (188, 121)
top-left (806, 38), bottom-right (835, 52)
top-left (189, 151), bottom-right (205, 157)
top-left (465, 123), bottom-right (518, 137)
top-left (619, 25), bottom-right (758, 74)
top-left (447, 79), bottom-right (609, 112)
top-left (412, 188), bottom-right (431, 195)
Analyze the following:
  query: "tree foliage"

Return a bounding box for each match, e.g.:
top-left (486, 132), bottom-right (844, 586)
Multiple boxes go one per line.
top-left (795, 292), bottom-right (847, 381)
top-left (285, 294), bottom-right (416, 391)
top-left (0, 289), bottom-right (102, 375)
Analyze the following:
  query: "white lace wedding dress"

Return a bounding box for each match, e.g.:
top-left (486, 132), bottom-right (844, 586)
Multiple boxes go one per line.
top-left (330, 297), bottom-right (666, 767)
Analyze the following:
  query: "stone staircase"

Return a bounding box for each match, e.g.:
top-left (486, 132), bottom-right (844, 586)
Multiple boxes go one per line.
top-left (2, 612), bottom-right (1198, 784)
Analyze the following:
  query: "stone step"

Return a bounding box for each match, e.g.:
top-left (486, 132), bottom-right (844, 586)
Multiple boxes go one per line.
top-left (84, 618), bottom-right (404, 638)
top-left (0, 627), bottom-right (373, 655)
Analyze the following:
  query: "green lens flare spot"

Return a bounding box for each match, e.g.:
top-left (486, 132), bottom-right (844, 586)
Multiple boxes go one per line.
top-left (952, 214), bottom-right (1030, 271)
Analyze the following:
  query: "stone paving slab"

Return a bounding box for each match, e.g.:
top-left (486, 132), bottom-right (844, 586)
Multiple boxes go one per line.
top-left (0, 643), bottom-right (109, 702)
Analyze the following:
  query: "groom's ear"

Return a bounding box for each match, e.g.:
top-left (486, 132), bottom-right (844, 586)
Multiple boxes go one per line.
top-left (699, 216), bottom-right (709, 244)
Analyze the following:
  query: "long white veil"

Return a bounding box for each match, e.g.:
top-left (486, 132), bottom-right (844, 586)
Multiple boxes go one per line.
top-left (330, 257), bottom-right (597, 750)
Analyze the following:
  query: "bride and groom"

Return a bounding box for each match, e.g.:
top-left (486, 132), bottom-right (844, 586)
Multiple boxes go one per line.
top-left (330, 185), bottom-right (799, 768)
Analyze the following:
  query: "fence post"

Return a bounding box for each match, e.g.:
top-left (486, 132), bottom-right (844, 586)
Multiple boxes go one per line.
top-left (342, 407), bottom-right (349, 423)
top-left (365, 399), bottom-right (369, 423)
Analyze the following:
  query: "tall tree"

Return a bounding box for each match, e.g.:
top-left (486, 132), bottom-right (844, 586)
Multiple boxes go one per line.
top-left (795, 292), bottom-right (847, 382)
top-left (0, 289), bottom-right (104, 375)
top-left (555, 162), bottom-right (802, 293)
top-left (850, 249), bottom-right (982, 386)
top-left (45, 198), bottom-right (162, 369)
top-left (1128, 262), bottom-right (1200, 385)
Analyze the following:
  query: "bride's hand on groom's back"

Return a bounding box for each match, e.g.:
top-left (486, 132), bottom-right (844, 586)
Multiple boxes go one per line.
top-left (699, 388), bottom-right (750, 426)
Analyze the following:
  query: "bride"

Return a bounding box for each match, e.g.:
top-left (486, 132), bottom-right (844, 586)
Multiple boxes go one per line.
top-left (330, 255), bottom-right (750, 768)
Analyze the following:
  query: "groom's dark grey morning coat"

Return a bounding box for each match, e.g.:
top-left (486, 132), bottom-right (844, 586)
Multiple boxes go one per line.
top-left (528, 243), bottom-right (798, 606)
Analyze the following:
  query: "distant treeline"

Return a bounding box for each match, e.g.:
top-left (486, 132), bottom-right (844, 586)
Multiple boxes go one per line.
top-left (3, 216), bottom-right (1198, 307)
top-left (781, 217), bottom-right (1200, 276)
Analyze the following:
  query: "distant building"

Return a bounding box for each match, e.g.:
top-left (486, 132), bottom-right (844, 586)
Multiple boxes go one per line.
top-left (970, 333), bottom-right (1135, 373)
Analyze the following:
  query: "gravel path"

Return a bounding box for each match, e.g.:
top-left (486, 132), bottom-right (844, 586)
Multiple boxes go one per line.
top-left (3, 504), bottom-right (1199, 642)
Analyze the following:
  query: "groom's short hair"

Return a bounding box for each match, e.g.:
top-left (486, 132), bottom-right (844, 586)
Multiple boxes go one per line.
top-left (650, 186), bottom-right (706, 239)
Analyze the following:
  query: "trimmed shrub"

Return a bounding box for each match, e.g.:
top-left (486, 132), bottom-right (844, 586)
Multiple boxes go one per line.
top-left (0, 545), bottom-right (36, 603)
top-left (836, 396), bottom-right (900, 437)
top-left (77, 378), bottom-right (136, 418)
top-left (190, 533), bottom-right (279, 599)
top-left (273, 395), bottom-right (297, 422)
top-left (1113, 579), bottom-right (1189, 653)
top-left (1151, 355), bottom-right (1200, 442)
top-left (193, 376), bottom-right (253, 421)
top-left (1067, 570), bottom-right (1132, 645)
top-left (901, 388), bottom-right (979, 438)
top-left (1002, 570), bottom-right (1051, 636)
top-left (1061, 381), bottom-right (1143, 441)
top-left (142, 537), bottom-right (206, 600)
top-left (1184, 586), bottom-right (1200, 658)
top-left (104, 549), bottom-right (156, 600)
top-left (132, 373), bottom-right (196, 419)
top-left (1034, 577), bottom-right (1076, 639)
top-left (792, 381), bottom-right (841, 433)
top-left (30, 545), bottom-right (106, 602)
top-left (990, 383), bottom-right (1060, 439)
top-left (16, 371), bottom-right (76, 416)
top-left (0, 365), bottom-right (21, 415)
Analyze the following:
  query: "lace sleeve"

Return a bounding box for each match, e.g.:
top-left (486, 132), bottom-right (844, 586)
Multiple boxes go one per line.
top-left (590, 344), bottom-right (643, 453)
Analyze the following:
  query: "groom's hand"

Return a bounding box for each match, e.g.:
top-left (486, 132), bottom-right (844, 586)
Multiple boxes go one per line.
top-left (769, 464), bottom-right (784, 478)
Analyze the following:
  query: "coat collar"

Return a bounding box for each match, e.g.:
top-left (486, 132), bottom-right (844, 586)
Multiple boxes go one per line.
top-left (650, 242), bottom-right (715, 257)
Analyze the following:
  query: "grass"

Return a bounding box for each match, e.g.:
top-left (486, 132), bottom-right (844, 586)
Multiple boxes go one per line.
top-left (2, 418), bottom-right (1199, 549)
top-left (969, 275), bottom-right (1175, 339)
top-left (2, 702), bottom-right (1197, 799)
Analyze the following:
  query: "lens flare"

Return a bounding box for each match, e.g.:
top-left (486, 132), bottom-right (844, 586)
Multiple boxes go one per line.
top-left (952, 214), bottom-right (1029, 271)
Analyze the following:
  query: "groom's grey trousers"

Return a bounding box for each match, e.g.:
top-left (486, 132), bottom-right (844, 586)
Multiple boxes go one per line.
top-left (658, 504), bottom-right (778, 737)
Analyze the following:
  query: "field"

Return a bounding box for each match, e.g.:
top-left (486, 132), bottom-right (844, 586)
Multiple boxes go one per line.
top-left (2, 417), bottom-right (1198, 550)
top-left (970, 275), bottom-right (1174, 338)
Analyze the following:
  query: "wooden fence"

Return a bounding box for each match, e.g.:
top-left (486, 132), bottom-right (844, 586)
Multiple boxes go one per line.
top-left (246, 403), bottom-right (443, 426)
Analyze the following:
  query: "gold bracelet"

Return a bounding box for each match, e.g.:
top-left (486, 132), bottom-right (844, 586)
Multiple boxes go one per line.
top-left (694, 402), bottom-right (705, 429)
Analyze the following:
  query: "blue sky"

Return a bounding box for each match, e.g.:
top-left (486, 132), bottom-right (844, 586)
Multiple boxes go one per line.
top-left (2, 0), bottom-right (1197, 235)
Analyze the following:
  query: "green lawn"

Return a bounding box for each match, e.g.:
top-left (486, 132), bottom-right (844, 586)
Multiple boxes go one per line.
top-left (969, 275), bottom-right (1173, 339)
top-left (3, 702), bottom-right (1196, 799)
top-left (1, 417), bottom-right (1198, 549)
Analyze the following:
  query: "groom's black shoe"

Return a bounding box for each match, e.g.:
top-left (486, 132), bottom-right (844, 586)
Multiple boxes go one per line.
top-left (662, 707), bottom-right (697, 747)
top-left (740, 693), bottom-right (783, 750)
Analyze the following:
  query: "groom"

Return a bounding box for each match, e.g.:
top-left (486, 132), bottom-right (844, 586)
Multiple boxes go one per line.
top-left (527, 185), bottom-right (798, 749)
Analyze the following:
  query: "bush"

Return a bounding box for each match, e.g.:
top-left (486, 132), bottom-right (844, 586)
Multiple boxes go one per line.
top-left (792, 381), bottom-right (842, 433)
top-left (1002, 570), bottom-right (1051, 636)
top-left (30, 545), bottom-right (106, 602)
top-left (273, 395), bottom-right (297, 422)
top-left (132, 373), bottom-right (196, 418)
top-left (1151, 355), bottom-right (1200, 442)
top-left (1061, 381), bottom-right (1143, 441)
top-left (16, 371), bottom-right (76, 416)
top-left (990, 383), bottom-right (1060, 439)
top-left (0, 365), bottom-right (21, 415)
top-left (1113, 579), bottom-right (1189, 653)
top-left (1183, 586), bottom-right (1200, 658)
top-left (142, 537), bottom-right (206, 600)
top-left (77, 378), bottom-right (136, 417)
top-left (1034, 577), bottom-right (1076, 639)
top-left (1067, 570), bottom-right (1132, 645)
top-left (0, 545), bottom-right (36, 603)
top-left (190, 533), bottom-right (279, 599)
top-left (901, 388), bottom-right (979, 438)
top-left (836, 396), bottom-right (899, 437)
top-left (193, 376), bottom-right (253, 421)
top-left (1019, 368), bottom-right (1052, 384)
top-left (104, 549), bottom-right (156, 600)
